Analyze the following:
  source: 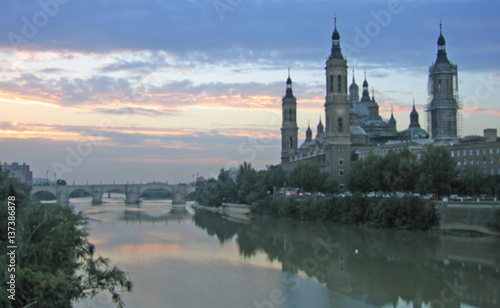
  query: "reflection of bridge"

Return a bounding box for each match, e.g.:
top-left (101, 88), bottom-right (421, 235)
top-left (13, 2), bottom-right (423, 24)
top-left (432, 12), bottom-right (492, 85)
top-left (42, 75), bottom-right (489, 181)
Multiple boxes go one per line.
top-left (31, 183), bottom-right (196, 205)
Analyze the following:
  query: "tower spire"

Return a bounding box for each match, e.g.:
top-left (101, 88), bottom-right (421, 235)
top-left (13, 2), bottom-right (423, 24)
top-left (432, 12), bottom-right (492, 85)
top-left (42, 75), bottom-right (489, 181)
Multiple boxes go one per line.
top-left (329, 14), bottom-right (343, 60)
top-left (436, 20), bottom-right (449, 64)
top-left (285, 69), bottom-right (294, 98)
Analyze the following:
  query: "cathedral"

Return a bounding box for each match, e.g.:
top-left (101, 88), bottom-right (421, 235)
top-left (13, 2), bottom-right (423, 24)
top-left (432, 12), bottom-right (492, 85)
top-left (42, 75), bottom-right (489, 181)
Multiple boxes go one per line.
top-left (280, 19), bottom-right (458, 190)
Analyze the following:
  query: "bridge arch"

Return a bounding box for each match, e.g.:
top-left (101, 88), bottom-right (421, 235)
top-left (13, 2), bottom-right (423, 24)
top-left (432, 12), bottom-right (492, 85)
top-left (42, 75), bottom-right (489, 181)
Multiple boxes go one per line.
top-left (32, 189), bottom-right (57, 201)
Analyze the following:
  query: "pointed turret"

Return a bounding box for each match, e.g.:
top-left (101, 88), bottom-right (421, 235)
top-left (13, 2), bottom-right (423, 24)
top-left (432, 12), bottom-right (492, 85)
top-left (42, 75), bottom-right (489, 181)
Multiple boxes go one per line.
top-left (409, 99), bottom-right (421, 128)
top-left (349, 70), bottom-right (360, 103)
top-left (368, 88), bottom-right (380, 119)
top-left (388, 106), bottom-right (397, 131)
top-left (436, 21), bottom-right (450, 64)
top-left (305, 121), bottom-right (313, 142)
top-left (360, 71), bottom-right (371, 105)
top-left (285, 68), bottom-right (295, 98)
top-left (316, 116), bottom-right (324, 138)
top-left (329, 16), bottom-right (344, 60)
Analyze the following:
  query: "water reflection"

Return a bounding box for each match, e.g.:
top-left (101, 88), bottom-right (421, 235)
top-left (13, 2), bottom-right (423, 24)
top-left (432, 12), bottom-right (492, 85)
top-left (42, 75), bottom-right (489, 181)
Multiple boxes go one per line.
top-left (193, 211), bottom-right (500, 308)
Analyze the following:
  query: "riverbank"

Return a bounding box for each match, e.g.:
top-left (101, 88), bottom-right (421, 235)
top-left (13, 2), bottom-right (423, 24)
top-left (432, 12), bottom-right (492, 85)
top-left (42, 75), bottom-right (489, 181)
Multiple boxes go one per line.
top-left (434, 200), bottom-right (500, 236)
top-left (195, 196), bottom-right (500, 234)
top-left (193, 202), bottom-right (251, 223)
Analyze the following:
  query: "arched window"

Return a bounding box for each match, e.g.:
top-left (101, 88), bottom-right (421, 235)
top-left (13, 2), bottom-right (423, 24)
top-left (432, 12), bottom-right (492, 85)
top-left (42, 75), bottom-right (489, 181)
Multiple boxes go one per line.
top-left (330, 75), bottom-right (333, 93)
top-left (338, 117), bottom-right (343, 132)
top-left (337, 75), bottom-right (341, 93)
top-left (289, 136), bottom-right (293, 149)
top-left (289, 109), bottom-right (293, 122)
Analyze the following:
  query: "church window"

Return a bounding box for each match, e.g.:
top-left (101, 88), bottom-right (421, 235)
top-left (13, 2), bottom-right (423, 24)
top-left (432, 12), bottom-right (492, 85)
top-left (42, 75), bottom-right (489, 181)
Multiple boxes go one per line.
top-left (329, 75), bottom-right (333, 92)
top-left (337, 75), bottom-right (341, 92)
top-left (339, 170), bottom-right (344, 176)
top-left (339, 184), bottom-right (345, 191)
top-left (289, 136), bottom-right (293, 149)
top-left (289, 109), bottom-right (293, 122)
top-left (338, 117), bottom-right (343, 133)
top-left (339, 159), bottom-right (344, 166)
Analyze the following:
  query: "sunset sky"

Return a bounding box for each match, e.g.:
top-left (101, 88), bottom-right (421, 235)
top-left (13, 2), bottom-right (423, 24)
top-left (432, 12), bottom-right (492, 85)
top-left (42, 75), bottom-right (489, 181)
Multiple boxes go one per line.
top-left (1, 0), bottom-right (499, 184)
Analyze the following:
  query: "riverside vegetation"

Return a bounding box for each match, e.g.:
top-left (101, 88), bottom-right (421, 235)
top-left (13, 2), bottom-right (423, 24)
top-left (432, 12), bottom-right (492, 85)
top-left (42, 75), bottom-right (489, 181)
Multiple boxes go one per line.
top-left (0, 168), bottom-right (132, 308)
top-left (195, 146), bottom-right (500, 231)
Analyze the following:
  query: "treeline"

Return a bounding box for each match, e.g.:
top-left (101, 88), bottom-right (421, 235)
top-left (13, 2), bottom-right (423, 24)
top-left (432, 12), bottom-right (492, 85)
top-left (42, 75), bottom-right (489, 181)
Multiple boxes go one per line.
top-left (349, 145), bottom-right (500, 198)
top-left (194, 162), bottom-right (438, 230)
top-left (0, 169), bottom-right (132, 307)
top-left (194, 161), bottom-right (338, 207)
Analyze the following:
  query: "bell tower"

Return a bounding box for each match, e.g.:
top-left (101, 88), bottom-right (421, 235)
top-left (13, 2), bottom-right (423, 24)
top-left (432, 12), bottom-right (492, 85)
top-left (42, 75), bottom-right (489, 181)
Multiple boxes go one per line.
top-left (324, 17), bottom-right (351, 190)
top-left (427, 22), bottom-right (459, 141)
top-left (281, 69), bottom-right (298, 172)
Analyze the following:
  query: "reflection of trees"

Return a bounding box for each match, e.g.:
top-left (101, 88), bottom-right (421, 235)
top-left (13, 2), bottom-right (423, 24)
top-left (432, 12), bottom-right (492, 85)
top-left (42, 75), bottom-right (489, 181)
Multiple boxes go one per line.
top-left (193, 212), bottom-right (500, 308)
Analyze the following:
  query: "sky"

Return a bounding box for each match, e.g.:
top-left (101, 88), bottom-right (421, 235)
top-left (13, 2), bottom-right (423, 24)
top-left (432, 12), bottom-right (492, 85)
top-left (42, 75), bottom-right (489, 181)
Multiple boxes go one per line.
top-left (0, 0), bottom-right (499, 184)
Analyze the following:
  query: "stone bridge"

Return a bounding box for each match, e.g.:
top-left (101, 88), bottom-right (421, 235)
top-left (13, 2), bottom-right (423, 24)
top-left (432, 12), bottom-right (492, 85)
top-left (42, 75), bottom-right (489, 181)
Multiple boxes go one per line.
top-left (31, 183), bottom-right (196, 205)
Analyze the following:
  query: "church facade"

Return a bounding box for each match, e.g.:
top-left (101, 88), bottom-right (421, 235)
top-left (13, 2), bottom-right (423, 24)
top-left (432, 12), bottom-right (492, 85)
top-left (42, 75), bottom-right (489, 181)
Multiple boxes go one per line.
top-left (280, 20), bottom-right (458, 190)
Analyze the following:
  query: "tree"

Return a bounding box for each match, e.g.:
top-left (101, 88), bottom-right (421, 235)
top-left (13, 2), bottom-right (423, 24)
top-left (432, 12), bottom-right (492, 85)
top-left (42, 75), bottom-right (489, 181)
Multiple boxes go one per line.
top-left (379, 149), bottom-right (420, 194)
top-left (0, 169), bottom-right (132, 308)
top-left (456, 166), bottom-right (487, 197)
top-left (262, 165), bottom-right (287, 194)
top-left (348, 152), bottom-right (383, 193)
top-left (288, 162), bottom-right (327, 192)
top-left (418, 145), bottom-right (458, 198)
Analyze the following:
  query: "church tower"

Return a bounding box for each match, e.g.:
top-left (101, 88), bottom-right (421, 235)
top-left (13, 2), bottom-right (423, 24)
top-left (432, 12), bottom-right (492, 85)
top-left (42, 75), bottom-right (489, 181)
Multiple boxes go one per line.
top-left (427, 22), bottom-right (459, 141)
top-left (409, 100), bottom-right (421, 128)
top-left (281, 70), bottom-right (298, 172)
top-left (324, 17), bottom-right (351, 190)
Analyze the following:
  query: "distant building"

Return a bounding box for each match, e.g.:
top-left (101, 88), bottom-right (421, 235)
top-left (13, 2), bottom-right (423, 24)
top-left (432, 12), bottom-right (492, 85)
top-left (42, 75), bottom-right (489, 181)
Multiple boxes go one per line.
top-left (2, 162), bottom-right (33, 185)
top-left (280, 18), bottom-right (435, 190)
top-left (280, 19), bottom-right (499, 186)
top-left (447, 129), bottom-right (500, 175)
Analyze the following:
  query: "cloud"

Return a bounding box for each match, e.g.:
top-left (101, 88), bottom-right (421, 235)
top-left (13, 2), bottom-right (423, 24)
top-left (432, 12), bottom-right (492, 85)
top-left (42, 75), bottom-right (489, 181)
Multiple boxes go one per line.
top-left (0, 0), bottom-right (496, 72)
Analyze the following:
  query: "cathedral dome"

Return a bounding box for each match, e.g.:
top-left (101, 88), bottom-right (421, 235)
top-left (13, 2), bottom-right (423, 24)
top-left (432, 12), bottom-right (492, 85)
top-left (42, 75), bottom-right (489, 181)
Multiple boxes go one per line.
top-left (354, 101), bottom-right (369, 118)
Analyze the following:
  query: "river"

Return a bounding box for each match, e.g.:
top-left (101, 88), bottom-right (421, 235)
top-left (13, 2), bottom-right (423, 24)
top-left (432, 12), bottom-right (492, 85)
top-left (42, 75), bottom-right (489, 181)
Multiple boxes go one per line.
top-left (71, 198), bottom-right (500, 308)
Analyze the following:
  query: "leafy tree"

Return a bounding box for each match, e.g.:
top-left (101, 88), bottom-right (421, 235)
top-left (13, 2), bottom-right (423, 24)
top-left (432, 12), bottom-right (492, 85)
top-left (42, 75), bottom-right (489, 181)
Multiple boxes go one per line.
top-left (217, 168), bottom-right (237, 203)
top-left (456, 166), bottom-right (487, 197)
top-left (288, 162), bottom-right (327, 192)
top-left (0, 168), bottom-right (132, 308)
top-left (322, 175), bottom-right (339, 194)
top-left (418, 145), bottom-right (457, 198)
top-left (195, 178), bottom-right (222, 207)
top-left (379, 149), bottom-right (420, 193)
top-left (348, 152), bottom-right (383, 193)
top-left (262, 165), bottom-right (287, 194)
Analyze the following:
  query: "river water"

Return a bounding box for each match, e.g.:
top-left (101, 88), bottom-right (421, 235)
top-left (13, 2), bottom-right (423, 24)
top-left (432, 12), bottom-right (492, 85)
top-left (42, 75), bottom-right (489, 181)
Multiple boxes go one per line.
top-left (71, 198), bottom-right (500, 308)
